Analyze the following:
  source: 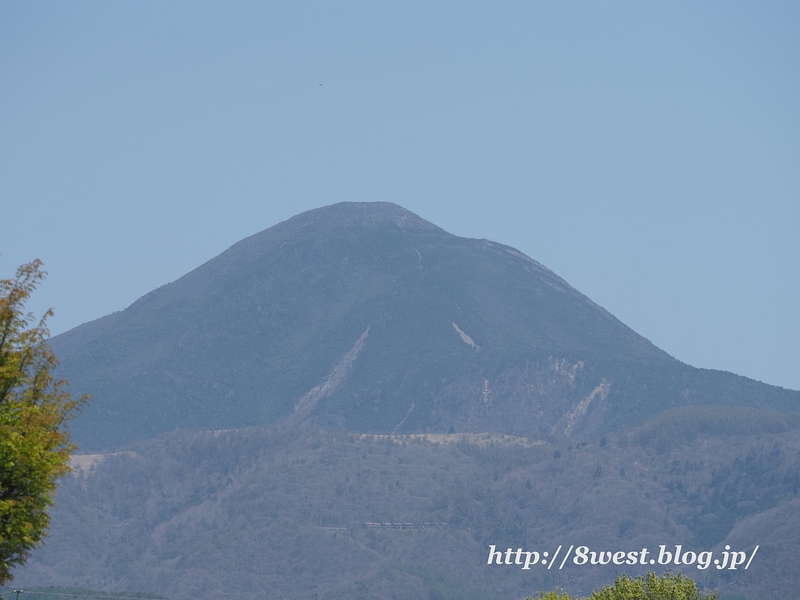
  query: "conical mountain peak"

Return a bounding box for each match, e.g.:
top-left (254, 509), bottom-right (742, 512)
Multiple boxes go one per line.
top-left (285, 201), bottom-right (441, 231)
top-left (51, 203), bottom-right (800, 450)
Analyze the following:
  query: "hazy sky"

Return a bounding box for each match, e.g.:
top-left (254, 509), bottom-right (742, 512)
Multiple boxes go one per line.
top-left (2, 2), bottom-right (798, 391)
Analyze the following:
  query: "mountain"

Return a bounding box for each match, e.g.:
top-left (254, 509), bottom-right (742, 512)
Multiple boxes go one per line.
top-left (53, 202), bottom-right (799, 451)
top-left (14, 202), bottom-right (800, 600)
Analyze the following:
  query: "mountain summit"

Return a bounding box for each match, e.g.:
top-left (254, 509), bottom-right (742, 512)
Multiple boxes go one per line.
top-left (54, 202), bottom-right (799, 450)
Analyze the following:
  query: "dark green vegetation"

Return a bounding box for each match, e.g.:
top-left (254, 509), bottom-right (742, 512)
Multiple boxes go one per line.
top-left (0, 261), bottom-right (89, 583)
top-left (50, 203), bottom-right (799, 451)
top-left (531, 571), bottom-right (717, 600)
top-left (14, 417), bottom-right (800, 599)
top-left (12, 203), bottom-right (800, 599)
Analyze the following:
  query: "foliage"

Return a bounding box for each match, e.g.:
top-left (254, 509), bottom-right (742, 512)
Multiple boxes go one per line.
top-left (0, 260), bottom-right (89, 583)
top-left (528, 592), bottom-right (577, 600)
top-left (588, 572), bottom-right (717, 600)
top-left (586, 571), bottom-right (716, 600)
top-left (529, 572), bottom-right (717, 600)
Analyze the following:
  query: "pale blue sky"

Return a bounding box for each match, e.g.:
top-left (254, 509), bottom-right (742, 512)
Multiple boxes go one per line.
top-left (2, 2), bottom-right (798, 390)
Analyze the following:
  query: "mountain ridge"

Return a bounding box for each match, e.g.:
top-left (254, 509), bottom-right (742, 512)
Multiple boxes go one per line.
top-left (50, 202), bottom-right (799, 450)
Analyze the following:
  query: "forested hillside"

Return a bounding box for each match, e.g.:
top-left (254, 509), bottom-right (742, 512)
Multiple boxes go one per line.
top-left (15, 412), bottom-right (800, 599)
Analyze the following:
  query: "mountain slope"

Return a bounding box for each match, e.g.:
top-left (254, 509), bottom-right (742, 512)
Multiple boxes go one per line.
top-left (16, 422), bottom-right (800, 599)
top-left (52, 202), bottom-right (799, 450)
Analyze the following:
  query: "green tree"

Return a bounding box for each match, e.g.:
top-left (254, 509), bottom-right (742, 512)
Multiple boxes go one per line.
top-left (528, 571), bottom-right (717, 600)
top-left (587, 571), bottom-right (717, 600)
top-left (0, 259), bottom-right (89, 583)
top-left (529, 592), bottom-right (576, 600)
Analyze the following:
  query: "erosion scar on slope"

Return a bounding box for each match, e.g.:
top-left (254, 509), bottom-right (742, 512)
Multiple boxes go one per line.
top-left (451, 322), bottom-right (479, 350)
top-left (391, 402), bottom-right (415, 435)
top-left (557, 379), bottom-right (610, 437)
top-left (288, 325), bottom-right (371, 424)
